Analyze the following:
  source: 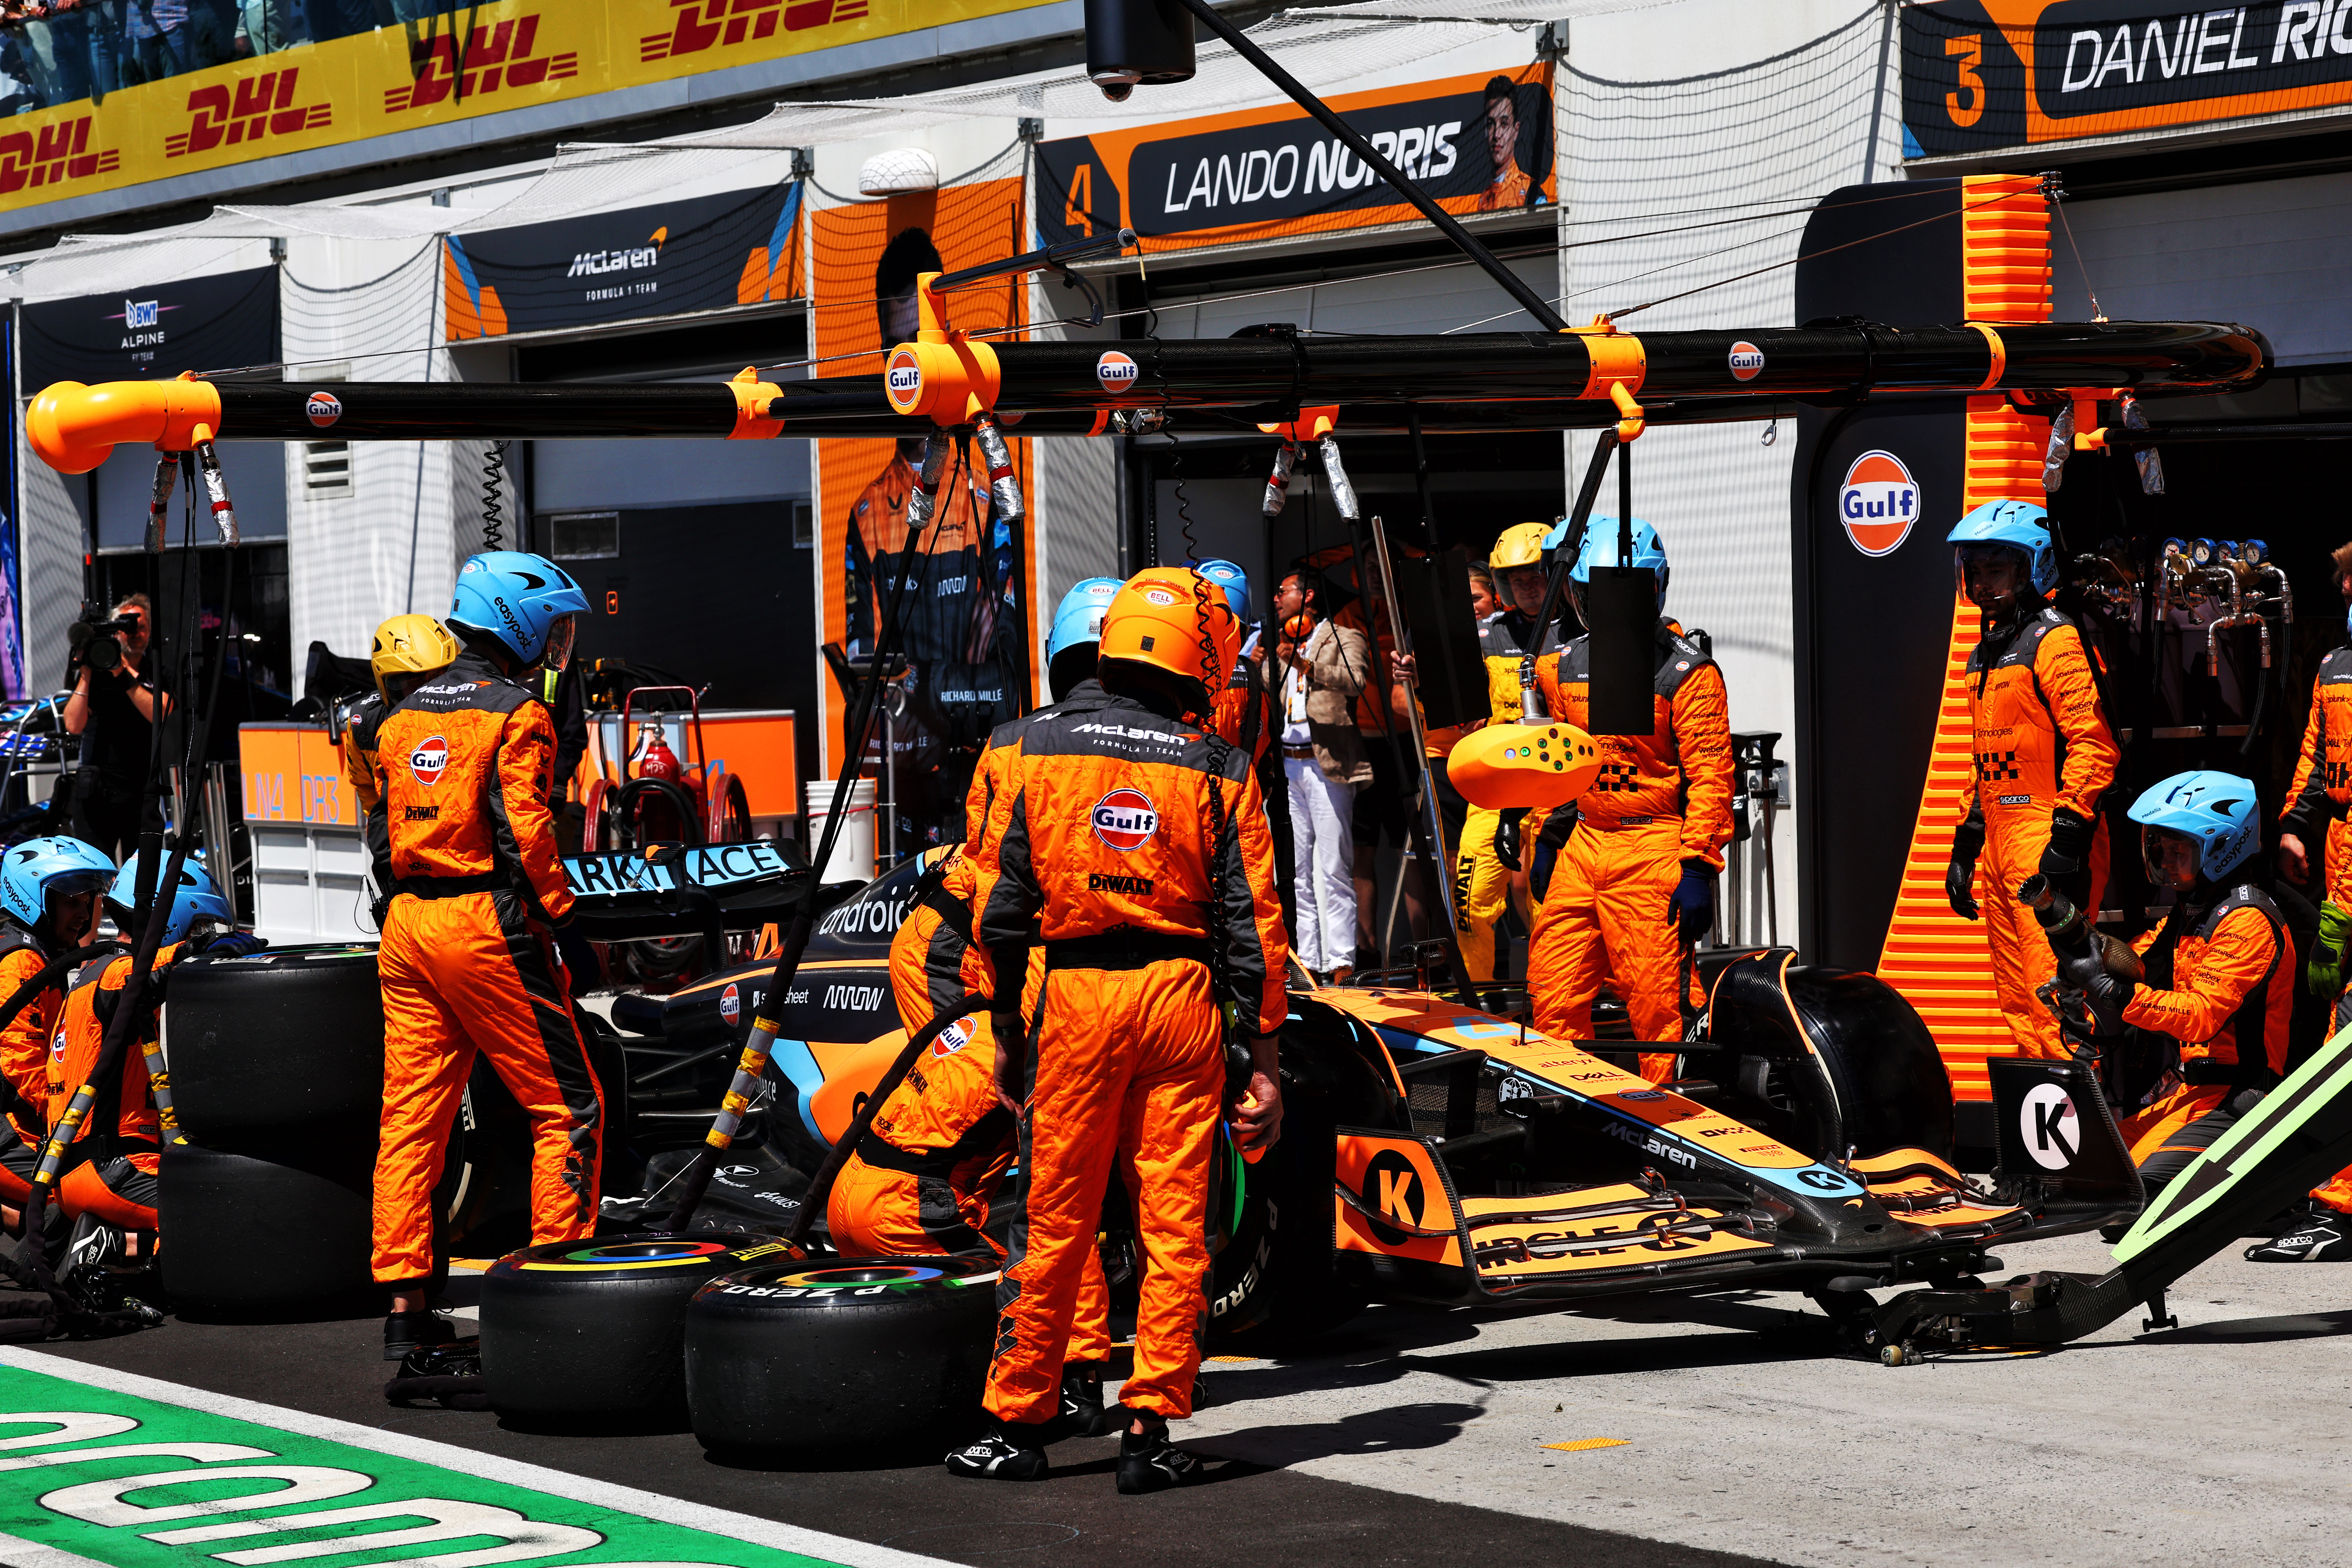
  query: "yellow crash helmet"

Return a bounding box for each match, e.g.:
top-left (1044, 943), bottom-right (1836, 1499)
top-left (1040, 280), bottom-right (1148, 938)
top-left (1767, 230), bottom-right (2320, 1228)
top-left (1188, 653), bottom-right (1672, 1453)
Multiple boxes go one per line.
top-left (371, 613), bottom-right (461, 703)
top-left (1490, 521), bottom-right (1552, 572)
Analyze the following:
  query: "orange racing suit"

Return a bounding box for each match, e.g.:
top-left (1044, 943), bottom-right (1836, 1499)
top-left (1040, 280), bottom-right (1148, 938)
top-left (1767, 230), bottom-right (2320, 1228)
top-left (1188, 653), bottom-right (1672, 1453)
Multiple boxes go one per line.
top-left (368, 650), bottom-right (603, 1286)
top-left (0, 929), bottom-right (65, 1205)
top-left (45, 945), bottom-right (185, 1230)
top-left (2278, 647), bottom-right (2352, 1214)
top-left (2114, 887), bottom-right (2294, 1198)
top-left (826, 850), bottom-right (1116, 1365)
top-left (1955, 608), bottom-right (2119, 1061)
top-left (1454, 609), bottom-right (1566, 982)
top-left (1527, 619), bottom-right (1734, 1082)
top-left (973, 679), bottom-right (1287, 1426)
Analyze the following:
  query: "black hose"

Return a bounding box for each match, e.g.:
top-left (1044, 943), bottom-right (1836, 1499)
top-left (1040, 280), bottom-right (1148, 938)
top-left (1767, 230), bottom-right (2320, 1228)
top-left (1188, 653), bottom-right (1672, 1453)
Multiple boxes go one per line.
top-left (780, 992), bottom-right (989, 1249)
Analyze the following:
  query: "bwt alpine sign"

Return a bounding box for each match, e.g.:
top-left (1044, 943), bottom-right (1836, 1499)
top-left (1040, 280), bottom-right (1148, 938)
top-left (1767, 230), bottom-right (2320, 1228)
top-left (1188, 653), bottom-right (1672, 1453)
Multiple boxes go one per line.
top-left (1036, 62), bottom-right (1554, 255)
top-left (1903, 1), bottom-right (2352, 154)
top-left (1839, 450), bottom-right (1922, 557)
top-left (18, 265), bottom-right (278, 387)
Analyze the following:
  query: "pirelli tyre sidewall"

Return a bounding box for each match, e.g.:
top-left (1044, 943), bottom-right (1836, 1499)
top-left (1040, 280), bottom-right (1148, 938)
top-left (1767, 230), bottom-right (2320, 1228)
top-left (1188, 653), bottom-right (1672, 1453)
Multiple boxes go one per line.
top-left (683, 1254), bottom-right (995, 1451)
top-left (479, 1233), bottom-right (795, 1420)
top-left (162, 947), bottom-right (385, 1140)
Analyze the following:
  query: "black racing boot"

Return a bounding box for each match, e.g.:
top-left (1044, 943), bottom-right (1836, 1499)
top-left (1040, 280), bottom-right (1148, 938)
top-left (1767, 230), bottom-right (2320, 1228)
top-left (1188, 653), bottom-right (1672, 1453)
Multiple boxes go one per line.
top-left (1060, 1361), bottom-right (1125, 1439)
top-left (946, 1420), bottom-right (1051, 1481)
top-left (1115, 1419), bottom-right (1204, 1494)
top-left (2247, 1209), bottom-right (2352, 1262)
top-left (383, 1306), bottom-right (466, 1363)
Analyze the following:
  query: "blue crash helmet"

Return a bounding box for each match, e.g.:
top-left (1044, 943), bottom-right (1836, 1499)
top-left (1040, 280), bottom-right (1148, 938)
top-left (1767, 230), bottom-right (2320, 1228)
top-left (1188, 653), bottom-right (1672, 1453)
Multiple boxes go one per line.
top-left (1569, 515), bottom-right (1669, 617)
top-left (1198, 559), bottom-right (1252, 625)
top-left (106, 852), bottom-right (235, 946)
top-left (449, 551), bottom-right (590, 667)
top-left (1047, 578), bottom-right (1123, 663)
top-left (2127, 769), bottom-right (2258, 883)
top-left (1948, 498), bottom-right (2058, 598)
top-left (0, 836), bottom-right (115, 938)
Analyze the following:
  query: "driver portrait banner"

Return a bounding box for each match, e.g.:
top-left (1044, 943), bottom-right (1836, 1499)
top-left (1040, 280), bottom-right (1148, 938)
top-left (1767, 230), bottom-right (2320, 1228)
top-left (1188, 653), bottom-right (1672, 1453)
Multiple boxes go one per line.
top-left (1034, 62), bottom-right (1553, 257)
top-left (1903, 1), bottom-right (2352, 156)
top-left (810, 178), bottom-right (1038, 855)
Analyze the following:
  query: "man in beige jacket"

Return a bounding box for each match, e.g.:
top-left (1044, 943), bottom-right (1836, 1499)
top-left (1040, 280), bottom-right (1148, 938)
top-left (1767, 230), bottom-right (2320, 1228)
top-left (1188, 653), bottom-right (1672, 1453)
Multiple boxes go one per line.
top-left (1267, 568), bottom-right (1374, 981)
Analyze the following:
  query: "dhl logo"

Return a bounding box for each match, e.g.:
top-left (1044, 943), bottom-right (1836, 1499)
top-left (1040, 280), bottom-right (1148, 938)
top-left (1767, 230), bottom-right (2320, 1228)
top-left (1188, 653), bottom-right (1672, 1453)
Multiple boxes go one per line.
top-left (166, 68), bottom-right (332, 159)
top-left (386, 16), bottom-right (579, 114)
top-left (0, 117), bottom-right (120, 194)
top-left (642, 0), bottom-right (870, 64)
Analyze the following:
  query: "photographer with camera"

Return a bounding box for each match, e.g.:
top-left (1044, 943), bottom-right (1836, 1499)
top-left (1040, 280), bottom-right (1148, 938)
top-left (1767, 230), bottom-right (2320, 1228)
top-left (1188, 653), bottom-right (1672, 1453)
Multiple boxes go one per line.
top-left (61, 594), bottom-right (171, 862)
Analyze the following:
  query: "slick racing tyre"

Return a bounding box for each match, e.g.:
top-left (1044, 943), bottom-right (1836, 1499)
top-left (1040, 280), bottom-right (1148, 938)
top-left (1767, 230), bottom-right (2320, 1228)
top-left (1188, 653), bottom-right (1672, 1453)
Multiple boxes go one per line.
top-left (684, 1255), bottom-right (995, 1451)
top-left (163, 946), bottom-right (384, 1140)
top-left (479, 1233), bottom-right (794, 1421)
top-left (159, 1136), bottom-right (376, 1312)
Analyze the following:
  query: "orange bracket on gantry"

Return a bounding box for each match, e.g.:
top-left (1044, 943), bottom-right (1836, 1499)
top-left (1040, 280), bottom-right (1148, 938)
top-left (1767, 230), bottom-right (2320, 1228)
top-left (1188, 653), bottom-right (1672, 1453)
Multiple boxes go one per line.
top-left (27, 370), bottom-right (223, 474)
top-left (882, 272), bottom-right (1004, 426)
top-left (1568, 316), bottom-right (1646, 441)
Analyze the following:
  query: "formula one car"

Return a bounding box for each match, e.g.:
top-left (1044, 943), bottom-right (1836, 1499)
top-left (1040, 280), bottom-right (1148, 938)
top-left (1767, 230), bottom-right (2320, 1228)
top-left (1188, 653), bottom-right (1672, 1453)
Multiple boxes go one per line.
top-left (599, 852), bottom-right (2148, 1354)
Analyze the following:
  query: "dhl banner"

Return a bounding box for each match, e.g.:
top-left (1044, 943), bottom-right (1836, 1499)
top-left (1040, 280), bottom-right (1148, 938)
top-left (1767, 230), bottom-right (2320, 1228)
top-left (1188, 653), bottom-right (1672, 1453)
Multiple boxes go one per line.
top-left (811, 178), bottom-right (1036, 858)
top-left (1903, 0), bottom-right (2352, 156)
top-left (444, 181), bottom-right (803, 339)
top-left (0, 0), bottom-right (1054, 215)
top-left (1034, 62), bottom-right (1553, 256)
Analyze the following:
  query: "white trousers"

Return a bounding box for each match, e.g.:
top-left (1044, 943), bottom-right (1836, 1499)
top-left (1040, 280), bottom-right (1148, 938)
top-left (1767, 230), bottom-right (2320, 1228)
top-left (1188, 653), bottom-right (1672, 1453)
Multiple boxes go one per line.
top-left (1285, 755), bottom-right (1357, 973)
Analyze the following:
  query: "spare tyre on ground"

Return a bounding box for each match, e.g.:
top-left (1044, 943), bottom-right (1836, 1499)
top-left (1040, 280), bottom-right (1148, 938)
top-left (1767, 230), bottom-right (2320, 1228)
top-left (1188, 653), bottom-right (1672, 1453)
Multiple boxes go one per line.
top-left (684, 1254), bottom-right (997, 1452)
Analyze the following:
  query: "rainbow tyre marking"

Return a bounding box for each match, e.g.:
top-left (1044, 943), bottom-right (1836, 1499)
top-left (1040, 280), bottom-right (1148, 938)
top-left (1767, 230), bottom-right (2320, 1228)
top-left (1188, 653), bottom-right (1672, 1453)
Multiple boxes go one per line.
top-left (514, 1238), bottom-right (784, 1273)
top-left (771, 1264), bottom-right (944, 1289)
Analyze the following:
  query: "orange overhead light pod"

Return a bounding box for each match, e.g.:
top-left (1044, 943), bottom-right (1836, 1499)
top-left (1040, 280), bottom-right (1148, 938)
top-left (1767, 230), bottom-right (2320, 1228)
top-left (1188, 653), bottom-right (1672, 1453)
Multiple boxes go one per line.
top-left (1450, 720), bottom-right (1604, 811)
top-left (27, 373), bottom-right (225, 475)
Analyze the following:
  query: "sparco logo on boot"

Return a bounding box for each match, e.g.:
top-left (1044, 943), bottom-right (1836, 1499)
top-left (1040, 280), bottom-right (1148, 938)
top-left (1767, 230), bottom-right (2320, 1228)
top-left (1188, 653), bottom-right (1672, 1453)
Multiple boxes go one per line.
top-left (1727, 341), bottom-right (1764, 381)
top-left (1096, 350), bottom-right (1140, 392)
top-left (2020, 1082), bottom-right (2079, 1171)
top-left (1091, 788), bottom-right (1158, 851)
top-left (1839, 450), bottom-right (1919, 557)
top-left (884, 347), bottom-right (924, 414)
top-left (408, 735), bottom-right (449, 785)
top-left (305, 390), bottom-right (342, 427)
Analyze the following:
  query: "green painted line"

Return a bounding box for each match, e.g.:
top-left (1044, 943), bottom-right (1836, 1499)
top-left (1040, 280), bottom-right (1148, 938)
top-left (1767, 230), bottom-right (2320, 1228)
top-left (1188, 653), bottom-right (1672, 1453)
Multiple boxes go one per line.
top-left (2111, 1020), bottom-right (2352, 1265)
top-left (0, 1350), bottom-right (951, 1568)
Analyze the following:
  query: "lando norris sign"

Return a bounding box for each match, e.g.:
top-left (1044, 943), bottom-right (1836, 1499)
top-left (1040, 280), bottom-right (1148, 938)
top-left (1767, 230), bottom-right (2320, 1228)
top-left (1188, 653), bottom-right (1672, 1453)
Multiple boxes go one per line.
top-left (1904, 1), bottom-right (2352, 155)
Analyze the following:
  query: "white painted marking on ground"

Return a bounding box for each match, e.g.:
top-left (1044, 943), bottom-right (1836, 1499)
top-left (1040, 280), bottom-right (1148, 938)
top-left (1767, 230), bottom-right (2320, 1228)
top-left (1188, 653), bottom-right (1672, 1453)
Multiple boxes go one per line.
top-left (0, 1350), bottom-right (953, 1568)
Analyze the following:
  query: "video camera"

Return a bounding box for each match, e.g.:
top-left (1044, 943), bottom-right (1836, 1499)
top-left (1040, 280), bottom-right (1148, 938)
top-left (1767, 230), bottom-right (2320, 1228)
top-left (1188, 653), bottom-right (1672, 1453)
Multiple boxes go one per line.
top-left (67, 601), bottom-right (141, 674)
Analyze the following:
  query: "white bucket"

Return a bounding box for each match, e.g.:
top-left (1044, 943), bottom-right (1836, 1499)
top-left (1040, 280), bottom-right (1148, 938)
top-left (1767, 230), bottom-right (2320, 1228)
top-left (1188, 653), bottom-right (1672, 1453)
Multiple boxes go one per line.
top-left (802, 777), bottom-right (879, 884)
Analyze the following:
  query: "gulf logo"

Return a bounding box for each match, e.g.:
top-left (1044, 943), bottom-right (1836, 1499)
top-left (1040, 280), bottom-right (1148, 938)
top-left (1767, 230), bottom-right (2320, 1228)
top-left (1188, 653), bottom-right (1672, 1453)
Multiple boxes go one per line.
top-left (408, 735), bottom-right (450, 786)
top-left (305, 390), bottom-right (342, 428)
top-left (1727, 341), bottom-right (1764, 381)
top-left (1092, 788), bottom-right (1158, 852)
top-left (1097, 350), bottom-right (1140, 393)
top-left (1838, 450), bottom-right (1920, 557)
top-left (884, 347), bottom-right (924, 413)
top-left (720, 983), bottom-right (740, 1025)
top-left (933, 1018), bottom-right (973, 1057)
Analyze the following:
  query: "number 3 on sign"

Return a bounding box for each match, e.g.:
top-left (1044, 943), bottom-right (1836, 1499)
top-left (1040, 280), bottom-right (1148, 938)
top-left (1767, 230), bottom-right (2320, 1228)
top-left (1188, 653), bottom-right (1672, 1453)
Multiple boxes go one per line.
top-left (1945, 34), bottom-right (1984, 129)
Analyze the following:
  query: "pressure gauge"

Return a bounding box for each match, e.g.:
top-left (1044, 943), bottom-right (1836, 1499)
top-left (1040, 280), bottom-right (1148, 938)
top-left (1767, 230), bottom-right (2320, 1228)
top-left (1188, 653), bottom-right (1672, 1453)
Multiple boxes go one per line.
top-left (2162, 537), bottom-right (2187, 558)
top-left (2242, 538), bottom-right (2268, 565)
top-left (2217, 539), bottom-right (2241, 561)
top-left (2190, 538), bottom-right (2215, 566)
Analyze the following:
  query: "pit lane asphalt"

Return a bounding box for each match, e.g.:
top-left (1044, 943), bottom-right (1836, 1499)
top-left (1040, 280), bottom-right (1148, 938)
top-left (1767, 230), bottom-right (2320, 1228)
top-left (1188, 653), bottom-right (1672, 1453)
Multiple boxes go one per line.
top-left (27, 1228), bottom-right (2350, 1568)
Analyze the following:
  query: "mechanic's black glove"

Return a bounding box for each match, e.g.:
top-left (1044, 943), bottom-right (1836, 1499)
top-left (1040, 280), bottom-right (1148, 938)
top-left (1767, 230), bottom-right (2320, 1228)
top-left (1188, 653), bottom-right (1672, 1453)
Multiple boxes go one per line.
top-left (1669, 859), bottom-right (1715, 946)
top-left (1947, 818), bottom-right (1985, 922)
top-left (2057, 948), bottom-right (2134, 1035)
top-left (1492, 808), bottom-right (1527, 871)
top-left (553, 920), bottom-right (602, 989)
top-left (191, 929), bottom-right (268, 959)
top-left (2041, 806), bottom-right (2094, 880)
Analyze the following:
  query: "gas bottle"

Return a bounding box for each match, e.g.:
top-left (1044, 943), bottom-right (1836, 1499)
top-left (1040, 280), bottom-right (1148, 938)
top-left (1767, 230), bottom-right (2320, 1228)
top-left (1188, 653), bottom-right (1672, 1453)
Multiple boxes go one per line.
top-left (634, 721), bottom-right (681, 783)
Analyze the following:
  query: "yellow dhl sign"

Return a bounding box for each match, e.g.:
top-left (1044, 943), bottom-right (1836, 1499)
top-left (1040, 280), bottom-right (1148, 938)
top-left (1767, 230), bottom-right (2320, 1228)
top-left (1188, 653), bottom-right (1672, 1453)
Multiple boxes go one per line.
top-left (2, 0), bottom-right (1054, 212)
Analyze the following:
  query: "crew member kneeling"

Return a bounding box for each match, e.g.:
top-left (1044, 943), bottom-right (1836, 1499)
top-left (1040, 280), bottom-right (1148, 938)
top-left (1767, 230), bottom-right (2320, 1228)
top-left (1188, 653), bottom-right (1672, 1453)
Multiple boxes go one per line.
top-left (370, 551), bottom-right (602, 1364)
top-left (955, 567), bottom-right (1286, 1494)
top-left (2060, 774), bottom-right (2289, 1224)
top-left (0, 836), bottom-right (114, 1220)
top-left (47, 856), bottom-right (253, 1239)
top-left (827, 844), bottom-right (1117, 1436)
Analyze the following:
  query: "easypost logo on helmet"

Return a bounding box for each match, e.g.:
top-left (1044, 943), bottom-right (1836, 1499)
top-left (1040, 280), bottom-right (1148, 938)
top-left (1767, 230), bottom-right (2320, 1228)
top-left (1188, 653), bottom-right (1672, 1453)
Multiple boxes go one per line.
top-left (1092, 788), bottom-right (1158, 852)
top-left (885, 347), bottom-right (924, 415)
top-left (1839, 450), bottom-right (1920, 557)
top-left (1727, 341), bottom-right (1764, 381)
top-left (409, 735), bottom-right (450, 786)
top-left (1097, 351), bottom-right (1140, 393)
top-left (305, 391), bottom-right (342, 428)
